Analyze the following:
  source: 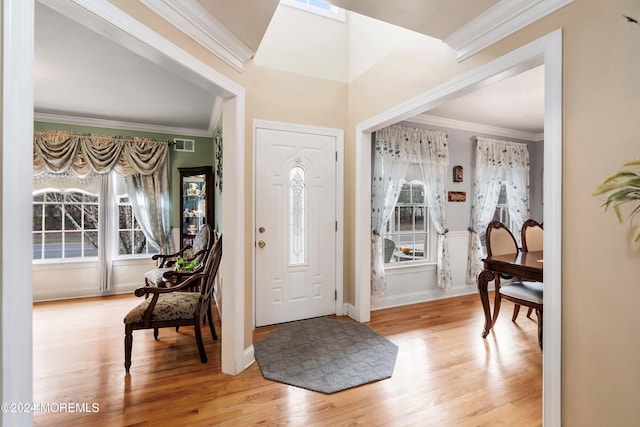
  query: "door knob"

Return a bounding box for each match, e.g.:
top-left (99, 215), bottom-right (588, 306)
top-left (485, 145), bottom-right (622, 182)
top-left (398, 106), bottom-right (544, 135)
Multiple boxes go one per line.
top-left (258, 240), bottom-right (266, 248)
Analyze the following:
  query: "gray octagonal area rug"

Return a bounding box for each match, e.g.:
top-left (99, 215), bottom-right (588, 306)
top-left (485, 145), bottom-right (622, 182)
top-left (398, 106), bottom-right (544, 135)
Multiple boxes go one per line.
top-left (253, 317), bottom-right (398, 394)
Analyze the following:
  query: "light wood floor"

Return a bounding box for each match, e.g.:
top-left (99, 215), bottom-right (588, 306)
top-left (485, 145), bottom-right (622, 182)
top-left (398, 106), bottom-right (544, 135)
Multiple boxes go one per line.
top-left (33, 292), bottom-right (541, 426)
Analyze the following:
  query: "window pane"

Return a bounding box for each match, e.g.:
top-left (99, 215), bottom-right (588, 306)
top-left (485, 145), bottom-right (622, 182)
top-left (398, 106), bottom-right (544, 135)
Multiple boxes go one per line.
top-left (33, 205), bottom-right (43, 231)
top-left (498, 184), bottom-right (507, 205)
top-left (84, 231), bottom-right (99, 257)
top-left (412, 185), bottom-right (425, 204)
top-left (415, 207), bottom-right (425, 231)
top-left (413, 233), bottom-right (427, 257)
top-left (289, 166), bottom-right (306, 265)
top-left (65, 204), bottom-right (83, 231)
top-left (45, 205), bottom-right (63, 230)
top-left (119, 231), bottom-right (132, 255)
top-left (397, 185), bottom-right (411, 203)
top-left (84, 205), bottom-right (99, 230)
top-left (33, 232), bottom-right (42, 259)
top-left (44, 232), bottom-right (63, 259)
top-left (45, 192), bottom-right (63, 203)
top-left (33, 193), bottom-right (44, 202)
top-left (85, 194), bottom-right (98, 203)
top-left (65, 192), bottom-right (83, 203)
top-left (64, 232), bottom-right (82, 258)
top-left (133, 231), bottom-right (147, 254)
top-left (309, 0), bottom-right (331, 10)
top-left (119, 205), bottom-right (132, 229)
top-left (398, 206), bottom-right (414, 231)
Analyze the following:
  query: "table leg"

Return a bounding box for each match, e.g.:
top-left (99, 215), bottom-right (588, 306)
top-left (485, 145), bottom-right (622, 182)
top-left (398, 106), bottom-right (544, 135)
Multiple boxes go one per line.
top-left (477, 269), bottom-right (495, 338)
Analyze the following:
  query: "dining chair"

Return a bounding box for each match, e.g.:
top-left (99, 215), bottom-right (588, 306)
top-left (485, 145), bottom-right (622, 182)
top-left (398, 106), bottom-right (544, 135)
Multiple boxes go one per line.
top-left (516, 219), bottom-right (544, 320)
top-left (124, 235), bottom-right (222, 373)
top-left (485, 221), bottom-right (543, 348)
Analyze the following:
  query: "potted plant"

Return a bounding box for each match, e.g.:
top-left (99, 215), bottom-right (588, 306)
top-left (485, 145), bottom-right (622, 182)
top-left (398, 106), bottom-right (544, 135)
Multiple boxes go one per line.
top-left (594, 159), bottom-right (640, 242)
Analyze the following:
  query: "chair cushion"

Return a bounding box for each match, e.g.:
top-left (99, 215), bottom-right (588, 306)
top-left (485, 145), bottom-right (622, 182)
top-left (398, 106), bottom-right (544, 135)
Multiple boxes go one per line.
top-left (144, 268), bottom-right (173, 286)
top-left (124, 292), bottom-right (201, 324)
top-left (499, 281), bottom-right (544, 304)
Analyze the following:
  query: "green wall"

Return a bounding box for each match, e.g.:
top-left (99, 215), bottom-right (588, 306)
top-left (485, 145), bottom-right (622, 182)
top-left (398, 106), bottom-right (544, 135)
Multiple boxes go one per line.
top-left (34, 121), bottom-right (215, 229)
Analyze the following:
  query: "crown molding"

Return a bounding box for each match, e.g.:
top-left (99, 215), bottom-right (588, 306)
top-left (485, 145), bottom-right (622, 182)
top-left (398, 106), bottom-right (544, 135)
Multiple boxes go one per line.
top-left (34, 112), bottom-right (214, 138)
top-left (139, 0), bottom-right (254, 72)
top-left (406, 114), bottom-right (544, 142)
top-left (444, 0), bottom-right (573, 61)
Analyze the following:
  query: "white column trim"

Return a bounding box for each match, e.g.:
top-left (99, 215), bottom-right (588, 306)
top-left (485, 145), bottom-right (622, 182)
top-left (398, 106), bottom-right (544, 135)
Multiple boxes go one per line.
top-left (2, 0), bottom-right (35, 424)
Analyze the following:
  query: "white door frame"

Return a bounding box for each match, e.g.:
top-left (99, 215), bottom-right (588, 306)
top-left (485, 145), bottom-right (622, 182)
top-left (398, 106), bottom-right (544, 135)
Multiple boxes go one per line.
top-left (252, 120), bottom-right (345, 328)
top-left (7, 0), bottom-right (250, 392)
top-left (353, 30), bottom-right (563, 426)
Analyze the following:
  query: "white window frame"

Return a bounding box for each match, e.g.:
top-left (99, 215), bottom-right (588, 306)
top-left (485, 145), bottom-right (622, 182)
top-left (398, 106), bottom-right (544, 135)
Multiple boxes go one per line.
top-left (32, 189), bottom-right (100, 262)
top-left (382, 180), bottom-right (436, 266)
top-left (280, 0), bottom-right (346, 21)
top-left (116, 194), bottom-right (157, 258)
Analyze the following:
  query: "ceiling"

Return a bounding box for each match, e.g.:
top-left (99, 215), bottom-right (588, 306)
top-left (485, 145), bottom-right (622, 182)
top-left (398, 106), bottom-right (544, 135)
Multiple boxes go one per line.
top-left (34, 0), bottom-right (544, 138)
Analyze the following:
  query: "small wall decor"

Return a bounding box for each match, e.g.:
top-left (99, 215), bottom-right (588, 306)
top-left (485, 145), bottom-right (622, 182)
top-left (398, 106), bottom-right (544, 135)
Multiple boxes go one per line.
top-left (453, 165), bottom-right (463, 182)
top-left (448, 191), bottom-right (466, 202)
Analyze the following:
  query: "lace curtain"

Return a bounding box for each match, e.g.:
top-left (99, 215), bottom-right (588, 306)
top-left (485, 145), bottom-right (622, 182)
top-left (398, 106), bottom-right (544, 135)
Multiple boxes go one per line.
top-left (33, 131), bottom-right (172, 290)
top-left (372, 125), bottom-right (451, 296)
top-left (466, 137), bottom-right (530, 283)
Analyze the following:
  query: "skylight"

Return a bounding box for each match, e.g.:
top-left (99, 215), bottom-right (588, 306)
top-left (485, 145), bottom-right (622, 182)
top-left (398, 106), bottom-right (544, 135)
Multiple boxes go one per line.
top-left (280, 0), bottom-right (345, 21)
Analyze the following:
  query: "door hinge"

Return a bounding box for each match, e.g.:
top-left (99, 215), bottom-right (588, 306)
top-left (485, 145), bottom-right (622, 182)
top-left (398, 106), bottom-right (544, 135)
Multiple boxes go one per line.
top-left (335, 290), bottom-right (337, 301)
top-left (335, 221), bottom-right (338, 232)
top-left (336, 151), bottom-right (338, 162)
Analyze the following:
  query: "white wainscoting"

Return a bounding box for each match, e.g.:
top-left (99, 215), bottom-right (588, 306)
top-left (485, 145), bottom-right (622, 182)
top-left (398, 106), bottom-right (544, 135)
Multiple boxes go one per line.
top-left (371, 230), bottom-right (485, 310)
top-left (32, 228), bottom-right (180, 301)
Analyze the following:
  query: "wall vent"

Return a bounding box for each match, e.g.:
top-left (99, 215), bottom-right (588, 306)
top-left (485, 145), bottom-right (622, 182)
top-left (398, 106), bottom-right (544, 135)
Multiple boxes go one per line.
top-left (174, 138), bottom-right (195, 152)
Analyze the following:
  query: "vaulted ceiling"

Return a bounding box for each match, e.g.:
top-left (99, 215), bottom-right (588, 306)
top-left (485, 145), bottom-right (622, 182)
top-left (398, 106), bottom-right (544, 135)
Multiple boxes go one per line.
top-left (34, 0), bottom-right (547, 138)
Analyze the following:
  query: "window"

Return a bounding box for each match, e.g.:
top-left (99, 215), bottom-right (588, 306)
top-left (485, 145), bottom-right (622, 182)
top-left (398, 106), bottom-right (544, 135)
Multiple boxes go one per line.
top-left (289, 166), bottom-right (307, 265)
top-left (280, 0), bottom-right (345, 21)
top-left (480, 180), bottom-right (519, 254)
top-left (32, 182), bottom-right (156, 261)
top-left (118, 195), bottom-right (155, 256)
top-left (383, 181), bottom-right (430, 264)
top-left (33, 190), bottom-right (99, 260)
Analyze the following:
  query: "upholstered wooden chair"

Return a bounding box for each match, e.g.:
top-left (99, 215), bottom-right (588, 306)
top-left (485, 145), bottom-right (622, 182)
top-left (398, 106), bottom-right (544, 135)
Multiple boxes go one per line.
top-left (383, 238), bottom-right (396, 263)
top-left (485, 221), bottom-right (543, 348)
top-left (516, 219), bottom-right (544, 320)
top-left (144, 224), bottom-right (213, 288)
top-left (124, 235), bottom-right (222, 373)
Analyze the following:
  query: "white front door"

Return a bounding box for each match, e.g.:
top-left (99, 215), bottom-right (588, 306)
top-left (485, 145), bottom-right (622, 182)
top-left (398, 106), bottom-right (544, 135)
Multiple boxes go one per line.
top-left (255, 125), bottom-right (337, 327)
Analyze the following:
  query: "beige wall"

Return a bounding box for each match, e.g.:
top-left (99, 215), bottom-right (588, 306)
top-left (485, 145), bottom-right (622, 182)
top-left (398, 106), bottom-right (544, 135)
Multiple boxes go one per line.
top-left (110, 0), bottom-right (640, 423)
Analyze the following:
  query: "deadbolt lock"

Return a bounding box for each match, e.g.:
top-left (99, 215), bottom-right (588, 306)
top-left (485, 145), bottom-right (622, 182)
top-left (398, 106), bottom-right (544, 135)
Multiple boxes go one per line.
top-left (258, 227), bottom-right (266, 233)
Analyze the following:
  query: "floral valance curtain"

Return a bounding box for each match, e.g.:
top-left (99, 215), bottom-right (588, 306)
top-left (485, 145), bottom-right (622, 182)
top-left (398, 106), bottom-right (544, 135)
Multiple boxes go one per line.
top-left (466, 137), bottom-right (530, 283)
top-left (33, 130), bottom-right (168, 177)
top-left (372, 125), bottom-right (452, 295)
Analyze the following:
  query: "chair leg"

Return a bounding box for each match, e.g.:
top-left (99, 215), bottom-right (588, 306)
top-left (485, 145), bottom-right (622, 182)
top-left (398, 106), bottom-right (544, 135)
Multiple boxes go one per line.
top-left (194, 320), bottom-right (208, 363)
top-left (154, 327), bottom-right (159, 340)
top-left (536, 308), bottom-right (543, 349)
top-left (124, 326), bottom-right (133, 373)
top-left (207, 304), bottom-right (218, 341)
top-left (512, 304), bottom-right (521, 322)
top-left (491, 284), bottom-right (502, 327)
top-left (526, 307), bottom-right (534, 319)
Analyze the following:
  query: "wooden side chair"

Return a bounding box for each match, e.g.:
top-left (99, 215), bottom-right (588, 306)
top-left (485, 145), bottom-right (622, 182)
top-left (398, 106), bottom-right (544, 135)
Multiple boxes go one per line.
top-left (144, 224), bottom-right (213, 288)
top-left (124, 235), bottom-right (222, 373)
top-left (516, 219), bottom-right (544, 320)
top-left (485, 221), bottom-right (543, 348)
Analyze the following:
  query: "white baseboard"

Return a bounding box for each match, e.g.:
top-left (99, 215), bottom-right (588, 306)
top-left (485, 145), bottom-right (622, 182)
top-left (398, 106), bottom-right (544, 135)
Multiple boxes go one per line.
top-left (371, 282), bottom-right (494, 311)
top-left (343, 303), bottom-right (358, 320)
top-left (240, 345), bottom-right (255, 371)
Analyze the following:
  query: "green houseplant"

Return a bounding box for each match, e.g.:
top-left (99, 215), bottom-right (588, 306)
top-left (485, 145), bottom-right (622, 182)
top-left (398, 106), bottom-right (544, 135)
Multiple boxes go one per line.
top-left (594, 159), bottom-right (640, 242)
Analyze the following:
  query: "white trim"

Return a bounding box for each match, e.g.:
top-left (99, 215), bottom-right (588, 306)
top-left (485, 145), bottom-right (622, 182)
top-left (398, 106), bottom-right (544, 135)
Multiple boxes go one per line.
top-left (252, 119), bottom-right (345, 327)
top-left (34, 112), bottom-right (215, 138)
top-left (59, 0), bottom-right (247, 375)
top-left (407, 113), bottom-right (544, 142)
top-left (2, 0), bottom-right (35, 423)
top-left (444, 0), bottom-right (573, 61)
top-left (138, 0), bottom-right (254, 72)
top-left (354, 30), bottom-right (562, 426)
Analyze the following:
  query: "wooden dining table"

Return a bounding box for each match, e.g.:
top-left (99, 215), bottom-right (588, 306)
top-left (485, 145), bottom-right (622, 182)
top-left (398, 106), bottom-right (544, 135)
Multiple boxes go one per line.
top-left (477, 250), bottom-right (543, 338)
